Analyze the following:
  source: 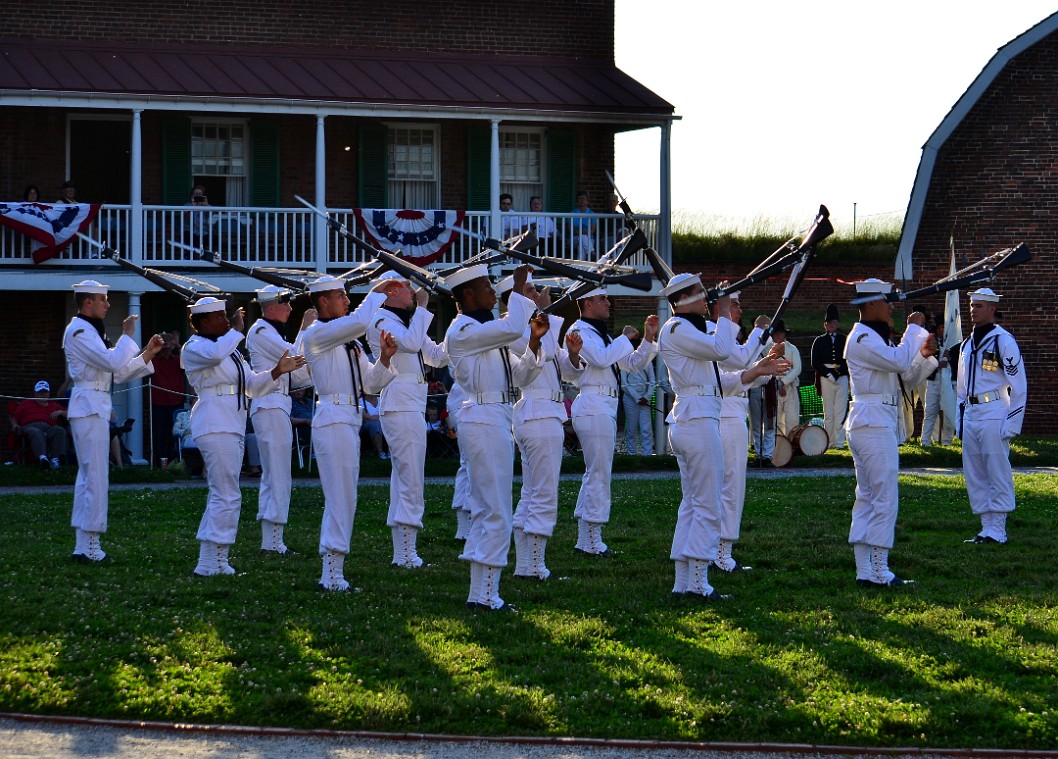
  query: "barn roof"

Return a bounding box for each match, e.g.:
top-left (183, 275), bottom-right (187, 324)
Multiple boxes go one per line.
top-left (897, 11), bottom-right (1058, 279)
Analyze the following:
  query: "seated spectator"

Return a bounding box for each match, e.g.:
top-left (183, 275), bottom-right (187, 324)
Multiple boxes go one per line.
top-left (290, 386), bottom-right (314, 443)
top-left (183, 185), bottom-right (211, 250)
top-left (172, 407), bottom-right (204, 477)
top-left (361, 394), bottom-right (388, 459)
top-left (569, 190), bottom-right (597, 260)
top-left (10, 380), bottom-right (68, 469)
top-left (109, 413), bottom-right (134, 468)
top-left (522, 195), bottom-right (557, 248)
top-left (498, 193), bottom-right (520, 240)
top-left (425, 403), bottom-right (456, 458)
top-left (57, 180), bottom-right (78, 204)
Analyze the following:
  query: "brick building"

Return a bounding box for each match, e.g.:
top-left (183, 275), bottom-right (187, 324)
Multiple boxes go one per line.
top-left (896, 11), bottom-right (1058, 434)
top-left (0, 0), bottom-right (674, 459)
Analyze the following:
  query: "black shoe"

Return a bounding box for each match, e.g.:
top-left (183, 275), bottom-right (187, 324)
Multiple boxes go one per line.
top-left (857, 575), bottom-right (914, 588)
top-left (72, 553), bottom-right (111, 564)
top-left (574, 547), bottom-right (613, 557)
top-left (964, 534), bottom-right (1002, 544)
top-left (711, 560), bottom-right (752, 573)
top-left (686, 589), bottom-right (729, 602)
top-left (466, 601), bottom-right (519, 613)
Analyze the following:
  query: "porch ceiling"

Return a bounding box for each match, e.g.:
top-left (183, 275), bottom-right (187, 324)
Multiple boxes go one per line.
top-left (0, 38), bottom-right (674, 122)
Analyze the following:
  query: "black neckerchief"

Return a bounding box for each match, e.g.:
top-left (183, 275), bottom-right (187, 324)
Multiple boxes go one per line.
top-left (196, 332), bottom-right (221, 342)
top-left (382, 304), bottom-right (414, 328)
top-left (581, 317), bottom-right (611, 343)
top-left (861, 320), bottom-right (891, 342)
top-left (972, 323), bottom-right (997, 343)
top-left (79, 315), bottom-right (112, 348)
top-left (464, 309), bottom-right (494, 324)
top-left (263, 318), bottom-right (287, 339)
top-left (680, 312), bottom-right (710, 334)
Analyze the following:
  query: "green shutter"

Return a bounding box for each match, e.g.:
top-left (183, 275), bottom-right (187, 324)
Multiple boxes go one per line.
top-left (161, 116), bottom-right (192, 205)
top-left (358, 122), bottom-right (388, 207)
top-left (547, 129), bottom-right (577, 211)
top-left (466, 126), bottom-right (490, 211)
top-left (250, 120), bottom-right (280, 207)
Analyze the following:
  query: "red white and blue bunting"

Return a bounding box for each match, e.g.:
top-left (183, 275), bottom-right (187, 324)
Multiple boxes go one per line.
top-left (0, 202), bottom-right (102, 264)
top-left (353, 208), bottom-right (466, 266)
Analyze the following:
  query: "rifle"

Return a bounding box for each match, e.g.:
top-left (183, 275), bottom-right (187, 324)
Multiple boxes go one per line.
top-left (294, 195), bottom-right (451, 296)
top-left (77, 233), bottom-right (221, 303)
top-left (849, 243), bottom-right (1031, 305)
top-left (169, 240), bottom-right (310, 299)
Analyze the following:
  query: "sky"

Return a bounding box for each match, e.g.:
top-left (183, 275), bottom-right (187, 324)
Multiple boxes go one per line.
top-left (613, 1), bottom-right (1054, 232)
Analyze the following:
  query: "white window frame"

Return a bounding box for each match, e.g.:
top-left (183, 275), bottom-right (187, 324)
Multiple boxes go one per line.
top-left (191, 117), bottom-right (248, 206)
top-left (386, 123), bottom-right (440, 209)
top-left (500, 127), bottom-right (546, 213)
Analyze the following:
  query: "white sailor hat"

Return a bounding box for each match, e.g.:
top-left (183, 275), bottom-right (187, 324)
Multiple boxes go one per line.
top-left (577, 286), bottom-right (608, 300)
top-left (968, 287), bottom-right (1001, 303)
top-left (375, 270), bottom-right (410, 285)
top-left (854, 278), bottom-right (892, 295)
top-left (497, 272), bottom-right (533, 296)
top-left (443, 264), bottom-right (490, 290)
top-left (71, 279), bottom-right (109, 295)
top-left (728, 291), bottom-right (741, 301)
top-left (255, 284), bottom-right (290, 304)
top-left (307, 275), bottom-right (345, 294)
top-left (188, 296), bottom-right (227, 314)
top-left (660, 272), bottom-right (702, 298)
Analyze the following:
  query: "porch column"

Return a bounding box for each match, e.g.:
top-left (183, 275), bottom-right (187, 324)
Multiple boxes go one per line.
top-left (314, 114), bottom-right (328, 272)
top-left (489, 118), bottom-right (501, 246)
top-left (654, 120), bottom-right (674, 455)
top-left (127, 291), bottom-right (147, 465)
top-left (129, 108), bottom-right (143, 265)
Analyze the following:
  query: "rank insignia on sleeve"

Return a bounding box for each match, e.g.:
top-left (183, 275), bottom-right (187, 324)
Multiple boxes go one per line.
top-left (1004, 356), bottom-right (1020, 376)
top-left (669, 322), bottom-right (680, 334)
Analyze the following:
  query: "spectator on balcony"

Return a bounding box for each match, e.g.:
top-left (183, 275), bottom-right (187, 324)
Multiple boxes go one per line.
top-left (569, 191), bottom-right (597, 260)
top-left (498, 193), bottom-right (521, 240)
top-left (57, 180), bottom-right (78, 204)
top-left (23, 185), bottom-right (40, 202)
top-left (183, 186), bottom-right (211, 250)
top-left (522, 196), bottom-right (557, 248)
top-left (11, 380), bottom-right (68, 469)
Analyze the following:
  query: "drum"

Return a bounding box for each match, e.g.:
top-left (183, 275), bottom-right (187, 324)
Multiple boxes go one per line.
top-left (772, 434), bottom-right (793, 467)
top-left (790, 423), bottom-right (829, 457)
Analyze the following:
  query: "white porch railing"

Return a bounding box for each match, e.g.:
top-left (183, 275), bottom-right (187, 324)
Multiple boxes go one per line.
top-left (0, 205), bottom-right (660, 274)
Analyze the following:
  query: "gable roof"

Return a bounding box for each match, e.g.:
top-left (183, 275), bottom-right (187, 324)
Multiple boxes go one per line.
top-left (0, 37), bottom-right (674, 125)
top-left (896, 11), bottom-right (1058, 279)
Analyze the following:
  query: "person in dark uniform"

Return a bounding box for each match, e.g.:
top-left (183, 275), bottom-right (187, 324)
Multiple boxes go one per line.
top-left (811, 304), bottom-right (849, 449)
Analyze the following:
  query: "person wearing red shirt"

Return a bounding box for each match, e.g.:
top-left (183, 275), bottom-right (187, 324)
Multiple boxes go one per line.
top-left (11, 380), bottom-right (68, 468)
top-left (149, 332), bottom-right (186, 466)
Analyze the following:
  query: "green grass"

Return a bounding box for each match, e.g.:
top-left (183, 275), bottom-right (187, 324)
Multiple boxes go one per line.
top-left (1, 472), bottom-right (1056, 749)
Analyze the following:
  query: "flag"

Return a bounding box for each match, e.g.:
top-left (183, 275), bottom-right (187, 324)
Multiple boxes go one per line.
top-left (0, 202), bottom-right (101, 263)
top-left (942, 244), bottom-right (963, 352)
top-left (353, 208), bottom-right (466, 266)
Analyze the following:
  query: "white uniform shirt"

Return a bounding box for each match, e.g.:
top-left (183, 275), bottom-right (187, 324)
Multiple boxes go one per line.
top-left (366, 305), bottom-right (449, 414)
top-left (778, 341), bottom-right (802, 391)
top-left (62, 316), bottom-right (155, 420)
top-left (658, 315), bottom-right (738, 423)
top-left (956, 324), bottom-right (1026, 436)
top-left (246, 318), bottom-right (300, 415)
top-left (181, 329), bottom-right (280, 439)
top-left (566, 318), bottom-right (658, 416)
top-left (510, 314), bottom-right (584, 425)
top-left (444, 292), bottom-right (540, 426)
top-left (712, 324), bottom-right (771, 418)
top-left (845, 321), bottom-right (935, 433)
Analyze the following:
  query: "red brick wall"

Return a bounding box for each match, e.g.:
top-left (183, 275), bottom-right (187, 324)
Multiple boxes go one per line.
top-left (4, 1), bottom-right (614, 60)
top-left (904, 32), bottom-right (1058, 434)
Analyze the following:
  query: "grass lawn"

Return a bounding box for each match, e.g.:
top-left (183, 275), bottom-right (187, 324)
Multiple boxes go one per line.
top-left (0, 470), bottom-right (1056, 750)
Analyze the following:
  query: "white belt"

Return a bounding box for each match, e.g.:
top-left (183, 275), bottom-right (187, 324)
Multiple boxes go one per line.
top-left (390, 374), bottom-right (426, 384)
top-left (204, 385), bottom-right (239, 396)
top-left (75, 380), bottom-right (111, 392)
top-left (580, 385), bottom-right (619, 398)
top-left (468, 391), bottom-right (514, 405)
top-left (318, 393), bottom-right (362, 407)
top-left (676, 385), bottom-right (720, 398)
top-left (729, 391), bottom-right (748, 399)
top-left (968, 392), bottom-right (1002, 405)
top-left (853, 393), bottom-right (899, 407)
top-left (520, 389), bottom-right (563, 403)
top-left (824, 363), bottom-right (839, 369)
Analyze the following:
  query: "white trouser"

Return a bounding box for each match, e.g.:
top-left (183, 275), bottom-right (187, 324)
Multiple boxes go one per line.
top-left (381, 410), bottom-right (428, 528)
top-left (719, 415), bottom-right (749, 542)
top-left (315, 420), bottom-right (363, 555)
top-left (820, 375), bottom-right (849, 447)
top-left (513, 417), bottom-right (564, 537)
top-left (921, 379), bottom-right (956, 445)
top-left (847, 425), bottom-right (899, 549)
top-left (775, 384), bottom-right (800, 437)
top-left (196, 432), bottom-right (245, 545)
top-left (747, 386), bottom-right (775, 459)
top-left (252, 408), bottom-right (293, 525)
top-left (452, 447), bottom-right (471, 513)
top-left (962, 413), bottom-right (1015, 515)
top-left (70, 414), bottom-right (111, 534)
top-left (457, 420), bottom-right (514, 567)
top-left (572, 413), bottom-right (618, 524)
top-left (668, 417), bottom-right (722, 562)
top-left (622, 396), bottom-right (653, 455)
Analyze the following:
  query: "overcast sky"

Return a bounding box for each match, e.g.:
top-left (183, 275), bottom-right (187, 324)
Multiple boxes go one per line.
top-left (613, 1), bottom-right (1054, 231)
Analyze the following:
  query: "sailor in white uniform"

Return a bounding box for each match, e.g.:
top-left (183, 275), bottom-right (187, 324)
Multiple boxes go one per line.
top-left (844, 279), bottom-right (937, 587)
top-left (365, 271), bottom-right (449, 568)
top-left (297, 276), bottom-right (397, 591)
top-left (956, 288), bottom-right (1026, 544)
top-left (566, 288), bottom-right (658, 555)
top-left (63, 279), bottom-right (163, 562)
top-left (497, 274), bottom-right (584, 581)
top-left (181, 297), bottom-right (306, 576)
top-left (444, 264), bottom-right (544, 611)
top-left (245, 285), bottom-right (314, 555)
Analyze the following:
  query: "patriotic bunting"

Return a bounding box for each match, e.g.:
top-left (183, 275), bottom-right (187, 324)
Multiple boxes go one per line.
top-left (0, 202), bottom-right (101, 264)
top-left (353, 208), bottom-right (466, 266)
